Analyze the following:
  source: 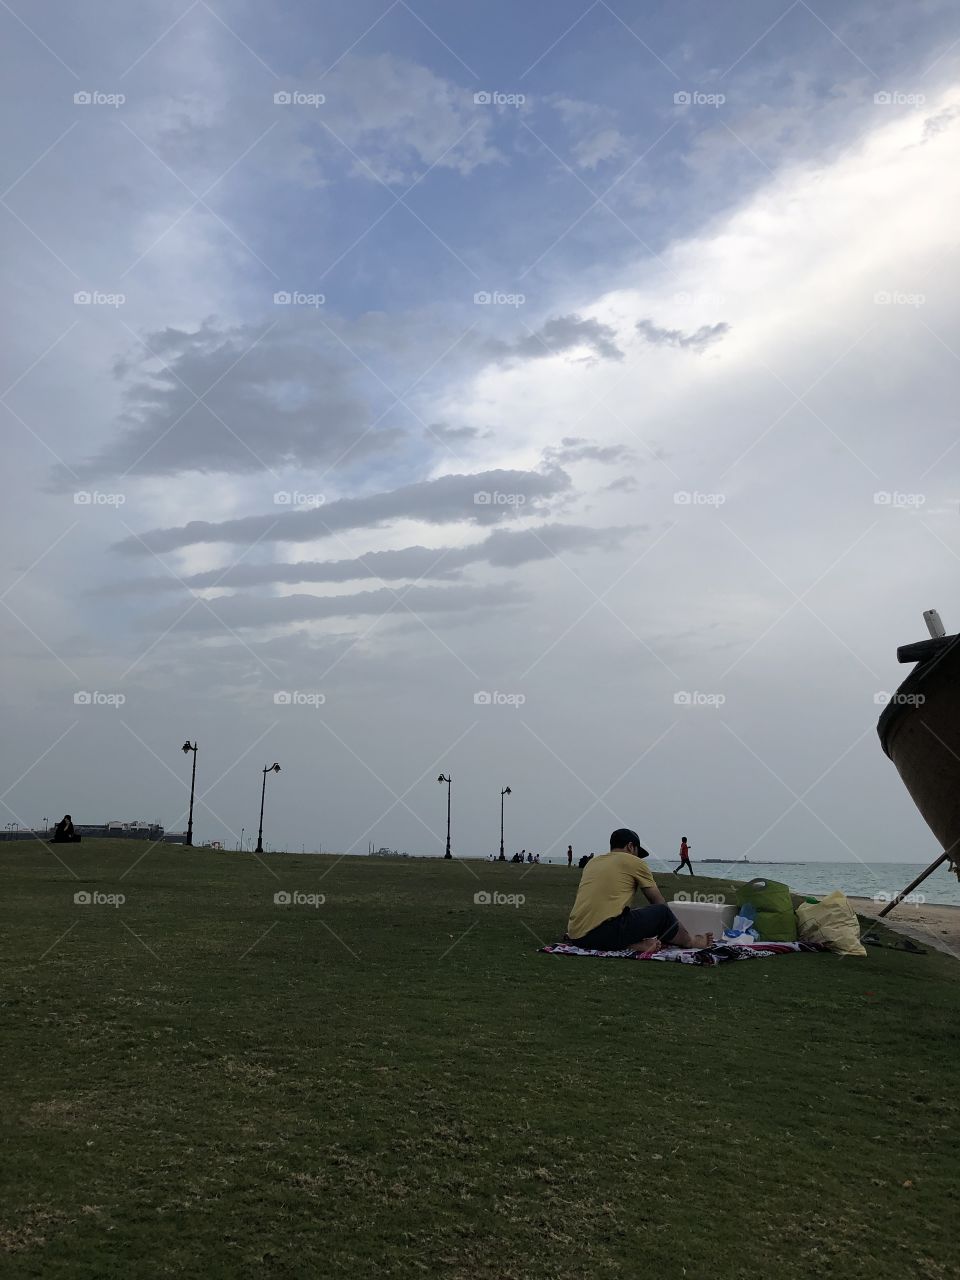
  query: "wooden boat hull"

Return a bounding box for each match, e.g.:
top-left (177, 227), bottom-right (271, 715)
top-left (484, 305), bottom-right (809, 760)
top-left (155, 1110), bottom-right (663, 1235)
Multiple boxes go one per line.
top-left (878, 639), bottom-right (960, 858)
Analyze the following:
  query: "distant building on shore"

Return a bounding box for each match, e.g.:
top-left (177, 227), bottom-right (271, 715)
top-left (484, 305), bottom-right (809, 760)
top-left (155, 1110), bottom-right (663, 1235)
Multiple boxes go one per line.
top-left (0, 820), bottom-right (167, 843)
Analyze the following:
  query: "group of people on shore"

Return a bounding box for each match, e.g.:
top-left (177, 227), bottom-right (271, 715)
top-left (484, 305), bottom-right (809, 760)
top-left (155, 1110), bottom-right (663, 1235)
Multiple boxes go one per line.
top-left (486, 837), bottom-right (696, 876)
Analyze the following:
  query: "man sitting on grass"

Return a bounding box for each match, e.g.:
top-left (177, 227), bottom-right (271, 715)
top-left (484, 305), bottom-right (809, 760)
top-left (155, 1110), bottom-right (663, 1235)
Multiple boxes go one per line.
top-left (564, 828), bottom-right (696, 953)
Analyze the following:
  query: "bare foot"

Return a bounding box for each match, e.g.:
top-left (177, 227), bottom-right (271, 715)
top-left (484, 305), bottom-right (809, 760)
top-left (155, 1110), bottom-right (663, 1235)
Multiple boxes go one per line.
top-left (628, 937), bottom-right (661, 955)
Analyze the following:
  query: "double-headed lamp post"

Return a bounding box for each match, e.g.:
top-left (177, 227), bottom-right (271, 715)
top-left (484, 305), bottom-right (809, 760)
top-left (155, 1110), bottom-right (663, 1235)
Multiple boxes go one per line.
top-left (437, 773), bottom-right (452, 859)
top-left (500, 785), bottom-right (512, 858)
top-left (255, 763), bottom-right (281, 854)
top-left (181, 740), bottom-right (198, 847)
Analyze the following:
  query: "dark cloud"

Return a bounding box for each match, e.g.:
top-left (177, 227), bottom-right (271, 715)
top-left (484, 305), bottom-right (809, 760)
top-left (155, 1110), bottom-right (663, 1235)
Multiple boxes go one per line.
top-left (115, 467), bottom-right (573, 555)
top-left (481, 523), bottom-right (633, 566)
top-left (486, 314), bottom-right (624, 364)
top-left (635, 318), bottom-right (730, 351)
top-left (920, 104), bottom-right (960, 143)
top-left (140, 581), bottom-right (527, 632)
top-left (59, 319), bottom-right (405, 484)
top-left (108, 522), bottom-right (634, 592)
top-left (427, 423), bottom-right (491, 444)
top-left (542, 436), bottom-right (634, 465)
top-left (60, 308), bottom-right (623, 489)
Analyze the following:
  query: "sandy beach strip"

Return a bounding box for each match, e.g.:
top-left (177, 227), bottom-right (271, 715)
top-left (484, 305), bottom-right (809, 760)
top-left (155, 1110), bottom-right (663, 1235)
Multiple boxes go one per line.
top-left (850, 897), bottom-right (960, 961)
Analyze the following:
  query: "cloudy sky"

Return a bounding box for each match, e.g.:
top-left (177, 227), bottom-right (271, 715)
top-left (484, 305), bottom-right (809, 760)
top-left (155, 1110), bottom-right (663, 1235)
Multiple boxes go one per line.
top-left (2, 0), bottom-right (959, 872)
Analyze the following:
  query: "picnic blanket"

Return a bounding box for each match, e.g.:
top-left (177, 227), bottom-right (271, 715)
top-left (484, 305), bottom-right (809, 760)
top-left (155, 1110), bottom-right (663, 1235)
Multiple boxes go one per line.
top-left (540, 940), bottom-right (825, 966)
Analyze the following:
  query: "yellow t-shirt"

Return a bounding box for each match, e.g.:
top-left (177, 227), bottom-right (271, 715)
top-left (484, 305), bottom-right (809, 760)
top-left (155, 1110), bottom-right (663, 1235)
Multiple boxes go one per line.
top-left (566, 850), bottom-right (657, 939)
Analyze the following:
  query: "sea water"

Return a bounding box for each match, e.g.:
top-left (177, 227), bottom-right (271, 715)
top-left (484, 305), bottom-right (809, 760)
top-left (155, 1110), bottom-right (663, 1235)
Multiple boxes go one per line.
top-left (640, 858), bottom-right (960, 907)
top-left (352, 851), bottom-right (960, 906)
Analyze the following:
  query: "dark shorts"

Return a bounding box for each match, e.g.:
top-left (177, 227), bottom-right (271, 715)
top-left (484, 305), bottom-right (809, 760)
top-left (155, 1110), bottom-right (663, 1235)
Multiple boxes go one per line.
top-left (571, 904), bottom-right (680, 950)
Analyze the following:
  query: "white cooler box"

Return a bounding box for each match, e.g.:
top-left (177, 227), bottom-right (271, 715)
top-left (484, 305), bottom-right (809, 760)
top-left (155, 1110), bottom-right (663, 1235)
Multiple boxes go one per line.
top-left (669, 899), bottom-right (737, 939)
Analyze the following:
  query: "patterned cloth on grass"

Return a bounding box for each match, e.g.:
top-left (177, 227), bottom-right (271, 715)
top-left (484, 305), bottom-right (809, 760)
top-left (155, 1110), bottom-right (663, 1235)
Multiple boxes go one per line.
top-left (540, 940), bottom-right (825, 966)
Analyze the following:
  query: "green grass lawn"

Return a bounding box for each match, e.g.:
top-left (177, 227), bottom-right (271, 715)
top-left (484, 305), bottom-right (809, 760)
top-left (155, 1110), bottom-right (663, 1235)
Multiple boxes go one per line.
top-left (1, 840), bottom-right (958, 1279)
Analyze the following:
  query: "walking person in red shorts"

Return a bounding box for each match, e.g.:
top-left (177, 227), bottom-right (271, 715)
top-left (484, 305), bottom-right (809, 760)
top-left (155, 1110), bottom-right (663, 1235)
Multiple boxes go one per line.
top-left (674, 836), bottom-right (694, 875)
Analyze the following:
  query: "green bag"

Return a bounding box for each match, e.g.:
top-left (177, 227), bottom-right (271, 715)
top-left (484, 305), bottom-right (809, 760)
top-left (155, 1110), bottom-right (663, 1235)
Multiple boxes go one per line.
top-left (736, 877), bottom-right (797, 941)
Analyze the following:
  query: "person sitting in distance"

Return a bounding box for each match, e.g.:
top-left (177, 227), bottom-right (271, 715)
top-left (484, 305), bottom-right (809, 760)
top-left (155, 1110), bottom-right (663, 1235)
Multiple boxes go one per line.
top-left (53, 814), bottom-right (82, 844)
top-left (565, 828), bottom-right (695, 953)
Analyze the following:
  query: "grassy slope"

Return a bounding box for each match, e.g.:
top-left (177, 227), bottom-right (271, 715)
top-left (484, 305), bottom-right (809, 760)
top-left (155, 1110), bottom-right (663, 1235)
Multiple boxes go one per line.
top-left (1, 840), bottom-right (958, 1280)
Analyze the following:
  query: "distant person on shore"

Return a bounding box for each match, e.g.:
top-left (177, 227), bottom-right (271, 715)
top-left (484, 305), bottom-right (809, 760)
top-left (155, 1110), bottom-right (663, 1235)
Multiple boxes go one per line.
top-left (53, 815), bottom-right (81, 844)
top-left (534, 853), bottom-right (540, 864)
top-left (567, 844), bottom-right (573, 867)
top-left (674, 836), bottom-right (694, 876)
top-left (565, 829), bottom-right (695, 952)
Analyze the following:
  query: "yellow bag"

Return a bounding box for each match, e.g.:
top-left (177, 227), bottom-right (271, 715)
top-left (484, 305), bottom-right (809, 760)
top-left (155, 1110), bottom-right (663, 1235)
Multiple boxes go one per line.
top-left (796, 890), bottom-right (866, 956)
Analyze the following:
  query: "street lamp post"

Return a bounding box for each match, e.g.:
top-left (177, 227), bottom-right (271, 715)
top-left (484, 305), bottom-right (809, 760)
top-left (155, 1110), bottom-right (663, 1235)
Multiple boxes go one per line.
top-left (240, 827), bottom-right (244, 852)
top-left (255, 763), bottom-right (281, 854)
top-left (437, 773), bottom-right (452, 859)
top-left (181, 740), bottom-right (198, 847)
top-left (499, 785), bottom-right (512, 858)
